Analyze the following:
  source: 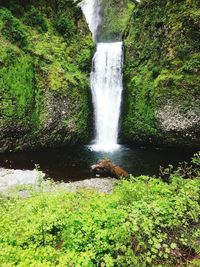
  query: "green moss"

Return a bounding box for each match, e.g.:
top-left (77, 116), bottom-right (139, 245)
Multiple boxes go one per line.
top-left (123, 65), bottom-right (159, 141)
top-left (100, 0), bottom-right (135, 41)
top-left (0, 54), bottom-right (35, 120)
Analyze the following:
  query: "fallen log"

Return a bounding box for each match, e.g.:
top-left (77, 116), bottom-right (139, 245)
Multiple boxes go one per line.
top-left (91, 159), bottom-right (129, 179)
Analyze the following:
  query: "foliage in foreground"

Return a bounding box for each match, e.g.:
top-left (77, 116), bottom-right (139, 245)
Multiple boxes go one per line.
top-left (0, 155), bottom-right (200, 266)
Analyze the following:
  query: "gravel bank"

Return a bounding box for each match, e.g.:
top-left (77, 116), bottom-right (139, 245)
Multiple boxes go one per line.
top-left (0, 168), bottom-right (117, 195)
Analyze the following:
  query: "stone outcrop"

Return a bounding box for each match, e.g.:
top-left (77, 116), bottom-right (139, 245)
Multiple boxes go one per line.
top-left (154, 101), bottom-right (200, 147)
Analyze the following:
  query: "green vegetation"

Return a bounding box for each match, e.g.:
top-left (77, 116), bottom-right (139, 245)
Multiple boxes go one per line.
top-left (0, 153), bottom-right (200, 266)
top-left (1, 8), bottom-right (28, 47)
top-left (122, 0), bottom-right (200, 147)
top-left (24, 6), bottom-right (48, 33)
top-left (53, 14), bottom-right (76, 38)
top-left (0, 0), bottom-right (94, 152)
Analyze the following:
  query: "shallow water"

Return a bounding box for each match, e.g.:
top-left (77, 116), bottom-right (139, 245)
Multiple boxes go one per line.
top-left (0, 145), bottom-right (196, 182)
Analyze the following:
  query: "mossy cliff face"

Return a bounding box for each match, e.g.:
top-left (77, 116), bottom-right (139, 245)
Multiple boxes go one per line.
top-left (122, 0), bottom-right (200, 147)
top-left (0, 0), bottom-right (94, 152)
top-left (99, 0), bottom-right (134, 41)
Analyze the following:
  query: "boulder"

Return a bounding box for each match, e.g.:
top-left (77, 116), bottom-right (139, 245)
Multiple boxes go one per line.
top-left (91, 159), bottom-right (129, 179)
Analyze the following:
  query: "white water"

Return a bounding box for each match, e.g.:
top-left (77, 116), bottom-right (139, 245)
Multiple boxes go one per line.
top-left (81, 0), bottom-right (124, 151)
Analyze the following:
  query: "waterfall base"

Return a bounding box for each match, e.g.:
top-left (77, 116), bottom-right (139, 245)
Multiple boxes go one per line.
top-left (89, 144), bottom-right (120, 152)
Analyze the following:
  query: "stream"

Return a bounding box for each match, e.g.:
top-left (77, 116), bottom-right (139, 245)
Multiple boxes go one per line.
top-left (0, 145), bottom-right (196, 182)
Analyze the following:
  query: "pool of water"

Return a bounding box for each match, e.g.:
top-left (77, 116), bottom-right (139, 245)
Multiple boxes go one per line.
top-left (0, 145), bottom-right (197, 182)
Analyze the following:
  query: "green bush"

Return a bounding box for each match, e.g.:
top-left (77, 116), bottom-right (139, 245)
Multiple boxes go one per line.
top-left (0, 8), bottom-right (28, 47)
top-left (24, 6), bottom-right (48, 32)
top-left (53, 14), bottom-right (76, 38)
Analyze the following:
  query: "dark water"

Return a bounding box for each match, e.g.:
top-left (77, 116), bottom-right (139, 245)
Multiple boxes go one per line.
top-left (0, 145), bottom-right (197, 182)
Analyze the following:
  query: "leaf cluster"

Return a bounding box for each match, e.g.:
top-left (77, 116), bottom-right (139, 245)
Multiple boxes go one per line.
top-left (0, 8), bottom-right (28, 47)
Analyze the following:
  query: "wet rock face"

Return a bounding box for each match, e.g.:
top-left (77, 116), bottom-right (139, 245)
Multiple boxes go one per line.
top-left (0, 85), bottom-right (92, 152)
top-left (155, 101), bottom-right (200, 132)
top-left (35, 88), bottom-right (90, 148)
top-left (91, 159), bottom-right (129, 179)
top-left (155, 101), bottom-right (200, 147)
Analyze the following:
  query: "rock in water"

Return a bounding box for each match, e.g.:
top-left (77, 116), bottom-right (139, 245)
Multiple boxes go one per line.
top-left (91, 159), bottom-right (129, 178)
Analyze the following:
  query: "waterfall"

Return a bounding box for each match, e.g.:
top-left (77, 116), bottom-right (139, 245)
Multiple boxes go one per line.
top-left (81, 0), bottom-right (124, 151)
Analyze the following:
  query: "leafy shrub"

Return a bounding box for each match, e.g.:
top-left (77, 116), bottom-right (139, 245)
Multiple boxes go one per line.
top-left (0, 8), bottom-right (28, 47)
top-left (160, 152), bottom-right (200, 181)
top-left (53, 14), bottom-right (76, 38)
top-left (24, 6), bottom-right (48, 32)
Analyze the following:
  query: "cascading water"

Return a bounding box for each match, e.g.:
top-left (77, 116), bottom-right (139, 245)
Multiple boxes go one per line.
top-left (81, 0), bottom-right (124, 151)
